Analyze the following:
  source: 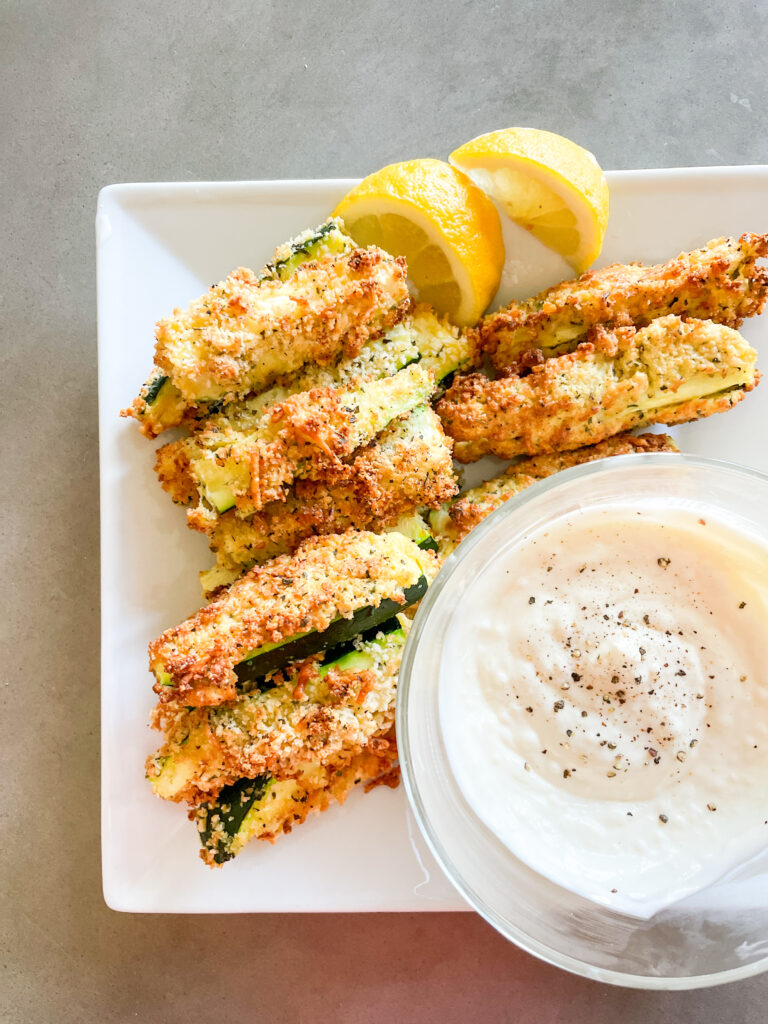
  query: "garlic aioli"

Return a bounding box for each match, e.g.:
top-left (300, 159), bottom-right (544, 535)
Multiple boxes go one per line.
top-left (439, 504), bottom-right (768, 918)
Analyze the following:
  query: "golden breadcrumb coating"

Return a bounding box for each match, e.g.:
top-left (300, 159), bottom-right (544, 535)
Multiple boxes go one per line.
top-left (121, 219), bottom-right (353, 438)
top-left (155, 364), bottom-right (434, 519)
top-left (123, 299), bottom-right (473, 440)
top-left (147, 623), bottom-right (407, 805)
top-left (125, 246), bottom-right (410, 430)
top-left (155, 247), bottom-right (409, 402)
top-left (430, 433), bottom-right (678, 556)
top-left (481, 233), bottom-right (768, 372)
top-left (407, 303), bottom-right (479, 380)
top-left (194, 736), bottom-right (400, 866)
top-left (438, 316), bottom-right (758, 462)
top-left (201, 406), bottom-right (456, 576)
top-left (149, 530), bottom-right (435, 706)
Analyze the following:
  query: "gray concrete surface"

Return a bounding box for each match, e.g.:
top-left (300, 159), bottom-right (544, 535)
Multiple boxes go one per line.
top-left (2, 1), bottom-right (767, 1021)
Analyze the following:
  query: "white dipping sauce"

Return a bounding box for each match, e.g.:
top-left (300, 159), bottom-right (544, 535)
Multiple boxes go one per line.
top-left (440, 504), bottom-right (768, 918)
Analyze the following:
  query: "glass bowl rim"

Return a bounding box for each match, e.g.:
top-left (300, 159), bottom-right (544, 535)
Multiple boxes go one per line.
top-left (397, 452), bottom-right (768, 990)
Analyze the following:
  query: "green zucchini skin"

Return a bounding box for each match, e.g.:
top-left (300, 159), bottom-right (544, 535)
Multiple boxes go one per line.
top-left (316, 615), bottom-right (402, 666)
top-left (198, 615), bottom-right (405, 863)
top-left (417, 536), bottom-right (440, 553)
top-left (262, 219), bottom-right (351, 282)
top-left (390, 512), bottom-right (438, 552)
top-left (234, 577), bottom-right (427, 689)
top-left (144, 373), bottom-right (170, 405)
top-left (232, 616), bottom-right (404, 694)
top-left (198, 774), bottom-right (272, 864)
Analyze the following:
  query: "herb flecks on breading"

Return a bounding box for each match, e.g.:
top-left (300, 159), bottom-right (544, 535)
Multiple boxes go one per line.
top-left (197, 405), bottom-right (456, 583)
top-left (438, 316), bottom-right (758, 462)
top-left (149, 530), bottom-right (435, 706)
top-left (147, 623), bottom-right (407, 805)
top-left (480, 232), bottom-right (768, 371)
top-left (156, 247), bottom-right (410, 405)
top-left (155, 364), bottom-right (435, 519)
top-left (123, 244), bottom-right (410, 435)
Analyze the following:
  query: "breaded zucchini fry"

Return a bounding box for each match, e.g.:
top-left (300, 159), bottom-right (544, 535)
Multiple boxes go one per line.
top-left (149, 531), bottom-right (436, 706)
top-left (430, 433), bottom-right (678, 557)
top-left (220, 321), bottom-right (420, 430)
top-left (147, 618), bottom-right (407, 806)
top-left (155, 245), bottom-right (408, 403)
top-left (127, 295), bottom-right (473, 439)
top-left (198, 405), bottom-right (456, 583)
top-left (481, 233), bottom-right (768, 371)
top-left (200, 509), bottom-right (439, 597)
top-left (124, 243), bottom-right (410, 434)
top-left (438, 316), bottom-right (758, 462)
top-left (194, 741), bottom-right (399, 866)
top-left (193, 304), bottom-right (474, 447)
top-left (155, 364), bottom-right (435, 519)
top-left (124, 219), bottom-right (356, 437)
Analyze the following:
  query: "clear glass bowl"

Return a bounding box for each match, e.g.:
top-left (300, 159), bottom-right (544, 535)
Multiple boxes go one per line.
top-left (397, 454), bottom-right (768, 989)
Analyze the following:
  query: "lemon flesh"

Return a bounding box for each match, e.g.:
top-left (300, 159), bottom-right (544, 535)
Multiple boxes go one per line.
top-left (450, 128), bottom-right (609, 273)
top-left (334, 159), bottom-right (504, 326)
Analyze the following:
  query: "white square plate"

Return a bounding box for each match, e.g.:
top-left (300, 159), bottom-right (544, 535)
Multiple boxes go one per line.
top-left (98, 168), bottom-right (768, 912)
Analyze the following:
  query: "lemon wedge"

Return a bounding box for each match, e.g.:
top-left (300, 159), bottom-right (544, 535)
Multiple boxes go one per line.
top-left (450, 128), bottom-right (609, 273)
top-left (333, 159), bottom-right (504, 326)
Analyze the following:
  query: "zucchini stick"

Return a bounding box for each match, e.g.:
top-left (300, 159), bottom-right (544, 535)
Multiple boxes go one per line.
top-left (123, 219), bottom-right (355, 436)
top-left (197, 405), bottom-right (456, 584)
top-left (154, 246), bottom-right (410, 404)
top-left (194, 740), bottom-right (399, 866)
top-left (480, 232), bottom-right (768, 372)
top-left (147, 621), bottom-right (406, 807)
top-left (155, 363), bottom-right (435, 518)
top-left (438, 316), bottom-right (758, 462)
top-left (149, 530), bottom-right (436, 706)
top-left (124, 241), bottom-right (410, 433)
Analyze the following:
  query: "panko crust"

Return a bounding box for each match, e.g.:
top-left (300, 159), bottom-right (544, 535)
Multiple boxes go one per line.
top-left (149, 530), bottom-right (434, 706)
top-left (195, 736), bottom-right (400, 867)
top-left (147, 627), bottom-right (406, 806)
top-left (124, 246), bottom-right (410, 434)
top-left (147, 674), bottom-right (399, 808)
top-left (155, 383), bottom-right (369, 511)
top-left (213, 650), bottom-right (401, 788)
top-left (481, 233), bottom-right (768, 371)
top-left (439, 316), bottom-right (758, 461)
top-left (153, 247), bottom-right (410, 404)
top-left (203, 406), bottom-right (457, 574)
top-left (439, 344), bottom-right (647, 461)
top-left (349, 409), bottom-right (456, 522)
top-left (155, 364), bottom-right (433, 516)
